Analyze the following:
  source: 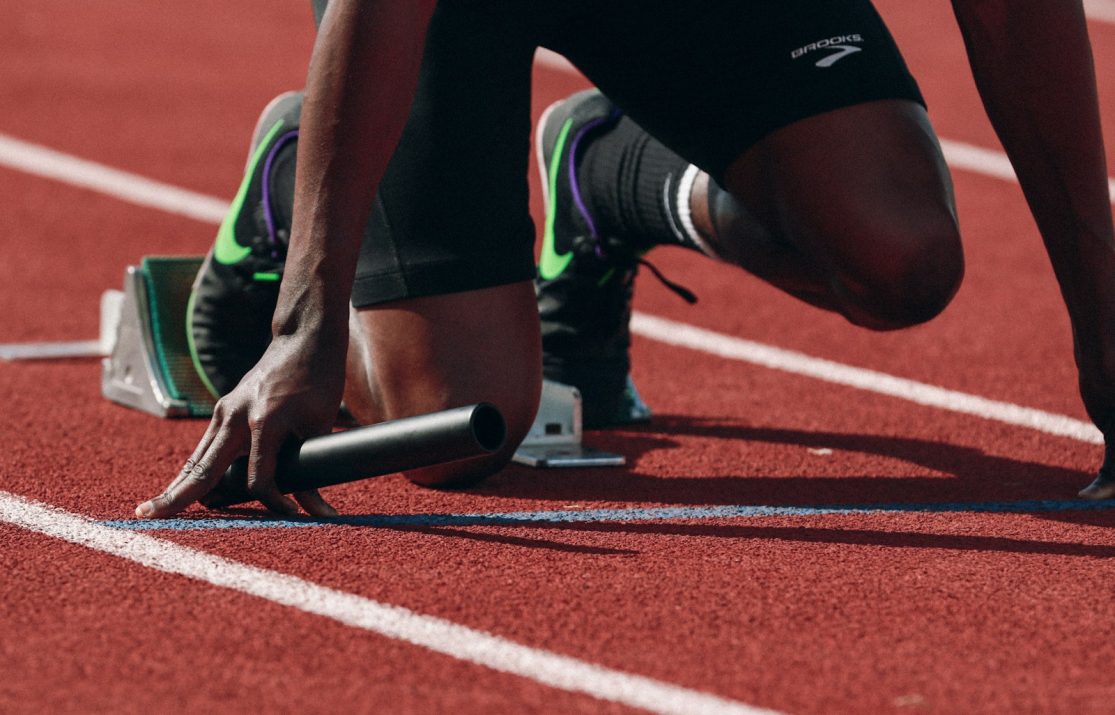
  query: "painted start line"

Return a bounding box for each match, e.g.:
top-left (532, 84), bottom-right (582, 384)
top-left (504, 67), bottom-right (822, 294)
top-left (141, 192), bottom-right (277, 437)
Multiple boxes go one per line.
top-left (101, 498), bottom-right (1115, 531)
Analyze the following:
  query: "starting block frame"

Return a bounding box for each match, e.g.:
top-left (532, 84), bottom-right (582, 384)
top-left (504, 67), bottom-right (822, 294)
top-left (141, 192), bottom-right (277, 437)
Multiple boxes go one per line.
top-left (101, 256), bottom-right (624, 468)
top-left (101, 257), bottom-right (216, 418)
top-left (511, 381), bottom-right (625, 467)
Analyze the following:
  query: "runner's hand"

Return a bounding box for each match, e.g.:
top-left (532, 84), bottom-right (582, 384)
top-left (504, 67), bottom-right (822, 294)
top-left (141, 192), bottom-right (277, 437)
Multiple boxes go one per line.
top-left (135, 332), bottom-right (346, 518)
top-left (1076, 344), bottom-right (1115, 499)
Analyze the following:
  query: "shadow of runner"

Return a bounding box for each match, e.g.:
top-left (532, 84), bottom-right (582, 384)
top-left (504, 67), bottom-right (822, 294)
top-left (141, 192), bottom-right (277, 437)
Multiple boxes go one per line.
top-left (148, 412), bottom-right (1108, 552)
top-left (383, 523), bottom-right (639, 556)
top-left (477, 414), bottom-right (1091, 507)
top-left (183, 510), bottom-right (1115, 559)
top-left (516, 521), bottom-right (1115, 559)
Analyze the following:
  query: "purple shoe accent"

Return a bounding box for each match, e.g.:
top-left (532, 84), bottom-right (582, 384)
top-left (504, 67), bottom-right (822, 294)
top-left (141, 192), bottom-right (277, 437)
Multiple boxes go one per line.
top-left (565, 108), bottom-right (621, 251)
top-left (260, 129), bottom-right (300, 257)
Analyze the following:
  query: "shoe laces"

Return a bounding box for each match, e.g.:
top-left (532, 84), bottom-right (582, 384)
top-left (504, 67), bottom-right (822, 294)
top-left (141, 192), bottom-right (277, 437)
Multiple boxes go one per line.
top-left (587, 235), bottom-right (697, 305)
top-left (637, 256), bottom-right (697, 304)
top-left (564, 110), bottom-right (696, 306)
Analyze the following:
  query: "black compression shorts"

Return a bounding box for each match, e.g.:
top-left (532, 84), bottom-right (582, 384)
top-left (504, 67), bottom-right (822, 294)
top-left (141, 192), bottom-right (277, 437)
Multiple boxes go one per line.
top-left (330, 0), bottom-right (925, 307)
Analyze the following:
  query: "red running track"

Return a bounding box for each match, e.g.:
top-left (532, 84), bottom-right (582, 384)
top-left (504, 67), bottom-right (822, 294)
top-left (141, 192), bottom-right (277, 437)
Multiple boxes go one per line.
top-left (2, 1), bottom-right (1115, 713)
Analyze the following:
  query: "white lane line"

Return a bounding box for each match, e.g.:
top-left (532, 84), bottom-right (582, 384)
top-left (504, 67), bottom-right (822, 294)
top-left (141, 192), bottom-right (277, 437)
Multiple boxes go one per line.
top-left (940, 139), bottom-right (1115, 204)
top-left (1, 127), bottom-right (1109, 444)
top-left (0, 340), bottom-right (104, 361)
top-left (535, 48), bottom-right (581, 76)
top-left (631, 313), bottom-right (1103, 445)
top-left (939, 140), bottom-right (1018, 184)
top-left (0, 491), bottom-right (775, 715)
top-left (0, 133), bottom-right (228, 224)
top-left (1085, 0), bottom-right (1115, 24)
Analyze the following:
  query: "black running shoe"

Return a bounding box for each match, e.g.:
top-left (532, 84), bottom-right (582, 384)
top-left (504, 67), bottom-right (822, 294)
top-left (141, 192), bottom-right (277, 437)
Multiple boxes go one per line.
top-left (189, 91), bottom-right (302, 397)
top-left (534, 90), bottom-right (654, 429)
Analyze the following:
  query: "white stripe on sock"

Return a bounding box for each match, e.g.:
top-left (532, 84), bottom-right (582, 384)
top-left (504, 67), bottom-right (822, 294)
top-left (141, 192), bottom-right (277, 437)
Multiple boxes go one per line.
top-left (675, 164), bottom-right (720, 259)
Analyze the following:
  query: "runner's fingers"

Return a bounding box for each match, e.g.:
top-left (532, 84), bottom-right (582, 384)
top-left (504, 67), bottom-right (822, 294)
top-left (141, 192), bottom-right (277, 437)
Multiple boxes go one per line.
top-left (246, 424), bottom-right (300, 516)
top-left (137, 429), bottom-right (244, 518)
top-left (165, 415), bottom-right (225, 493)
top-left (294, 489), bottom-right (338, 518)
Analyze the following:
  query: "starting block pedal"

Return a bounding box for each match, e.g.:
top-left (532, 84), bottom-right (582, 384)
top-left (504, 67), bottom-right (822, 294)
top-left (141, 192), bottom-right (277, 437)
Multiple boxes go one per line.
top-left (100, 255), bottom-right (624, 468)
top-left (101, 256), bottom-right (216, 418)
top-left (511, 380), bottom-right (625, 467)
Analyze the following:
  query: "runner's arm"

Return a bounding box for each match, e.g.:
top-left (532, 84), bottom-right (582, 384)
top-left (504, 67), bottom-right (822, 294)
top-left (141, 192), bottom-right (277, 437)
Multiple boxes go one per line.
top-left (951, 0), bottom-right (1115, 487)
top-left (135, 0), bottom-right (435, 517)
top-left (279, 0), bottom-right (433, 343)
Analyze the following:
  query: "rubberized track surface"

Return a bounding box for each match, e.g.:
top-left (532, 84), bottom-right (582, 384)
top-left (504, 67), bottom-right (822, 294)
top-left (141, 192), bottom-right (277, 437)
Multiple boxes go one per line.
top-left (2, 2), bottom-right (1115, 713)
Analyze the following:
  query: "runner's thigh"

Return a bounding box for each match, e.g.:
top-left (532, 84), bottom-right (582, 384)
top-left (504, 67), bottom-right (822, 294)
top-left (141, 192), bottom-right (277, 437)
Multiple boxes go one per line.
top-left (545, 0), bottom-right (927, 181)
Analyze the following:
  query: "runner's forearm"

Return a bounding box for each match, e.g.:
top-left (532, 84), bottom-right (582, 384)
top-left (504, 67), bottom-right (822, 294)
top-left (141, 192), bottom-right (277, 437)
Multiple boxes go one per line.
top-left (951, 0), bottom-right (1114, 337)
top-left (952, 0), bottom-right (1115, 441)
top-left (273, 0), bottom-right (434, 339)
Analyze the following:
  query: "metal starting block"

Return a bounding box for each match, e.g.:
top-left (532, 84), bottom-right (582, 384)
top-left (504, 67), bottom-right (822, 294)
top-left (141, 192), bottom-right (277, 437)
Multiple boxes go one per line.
top-left (511, 380), bottom-right (625, 467)
top-left (101, 256), bottom-right (215, 418)
top-left (100, 256), bottom-right (624, 468)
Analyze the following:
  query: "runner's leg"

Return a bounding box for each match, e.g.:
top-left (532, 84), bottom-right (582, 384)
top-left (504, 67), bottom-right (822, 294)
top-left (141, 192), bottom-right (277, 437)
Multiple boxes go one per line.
top-left (335, 0), bottom-right (543, 486)
top-left (697, 99), bottom-right (961, 330)
top-left (550, 0), bottom-right (963, 331)
top-left (343, 283), bottom-right (541, 487)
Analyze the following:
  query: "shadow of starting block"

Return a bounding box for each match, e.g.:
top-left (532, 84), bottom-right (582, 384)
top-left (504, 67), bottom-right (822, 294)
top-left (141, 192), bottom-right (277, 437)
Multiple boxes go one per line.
top-left (101, 256), bottom-right (624, 468)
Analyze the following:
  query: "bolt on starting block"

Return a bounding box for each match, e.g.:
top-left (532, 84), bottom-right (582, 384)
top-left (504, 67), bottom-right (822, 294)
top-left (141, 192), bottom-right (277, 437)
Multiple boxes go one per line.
top-left (101, 256), bottom-right (625, 468)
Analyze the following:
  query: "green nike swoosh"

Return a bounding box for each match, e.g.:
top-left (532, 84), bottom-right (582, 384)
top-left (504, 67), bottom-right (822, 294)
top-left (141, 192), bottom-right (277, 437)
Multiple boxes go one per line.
top-left (538, 117), bottom-right (576, 281)
top-left (214, 119), bottom-right (286, 265)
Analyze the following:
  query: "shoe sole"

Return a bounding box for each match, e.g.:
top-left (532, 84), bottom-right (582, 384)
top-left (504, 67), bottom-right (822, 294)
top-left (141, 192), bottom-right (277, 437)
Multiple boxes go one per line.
top-left (534, 99), bottom-right (562, 218)
top-left (533, 93), bottom-right (654, 427)
top-left (534, 90), bottom-right (601, 221)
top-left (246, 90), bottom-right (304, 170)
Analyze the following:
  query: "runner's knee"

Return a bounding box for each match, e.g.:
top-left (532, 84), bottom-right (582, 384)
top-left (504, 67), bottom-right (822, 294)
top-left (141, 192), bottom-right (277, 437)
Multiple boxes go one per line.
top-left (400, 377), bottom-right (540, 489)
top-left (343, 283), bottom-right (542, 488)
top-left (707, 174), bottom-right (964, 330)
top-left (834, 220), bottom-right (964, 330)
top-left (345, 354), bottom-right (540, 489)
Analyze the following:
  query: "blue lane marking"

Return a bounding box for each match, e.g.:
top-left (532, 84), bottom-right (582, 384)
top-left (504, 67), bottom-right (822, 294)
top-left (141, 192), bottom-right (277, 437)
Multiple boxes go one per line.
top-left (100, 498), bottom-right (1115, 531)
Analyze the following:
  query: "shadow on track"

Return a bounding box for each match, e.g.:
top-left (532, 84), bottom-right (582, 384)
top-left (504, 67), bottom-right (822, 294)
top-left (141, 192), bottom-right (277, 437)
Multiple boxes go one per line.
top-left (475, 414), bottom-right (1091, 507)
top-left (185, 413), bottom-right (1110, 554)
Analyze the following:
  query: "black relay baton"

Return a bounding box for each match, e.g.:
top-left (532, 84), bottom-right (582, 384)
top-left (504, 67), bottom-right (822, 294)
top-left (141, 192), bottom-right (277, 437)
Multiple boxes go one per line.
top-left (200, 403), bottom-right (507, 508)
